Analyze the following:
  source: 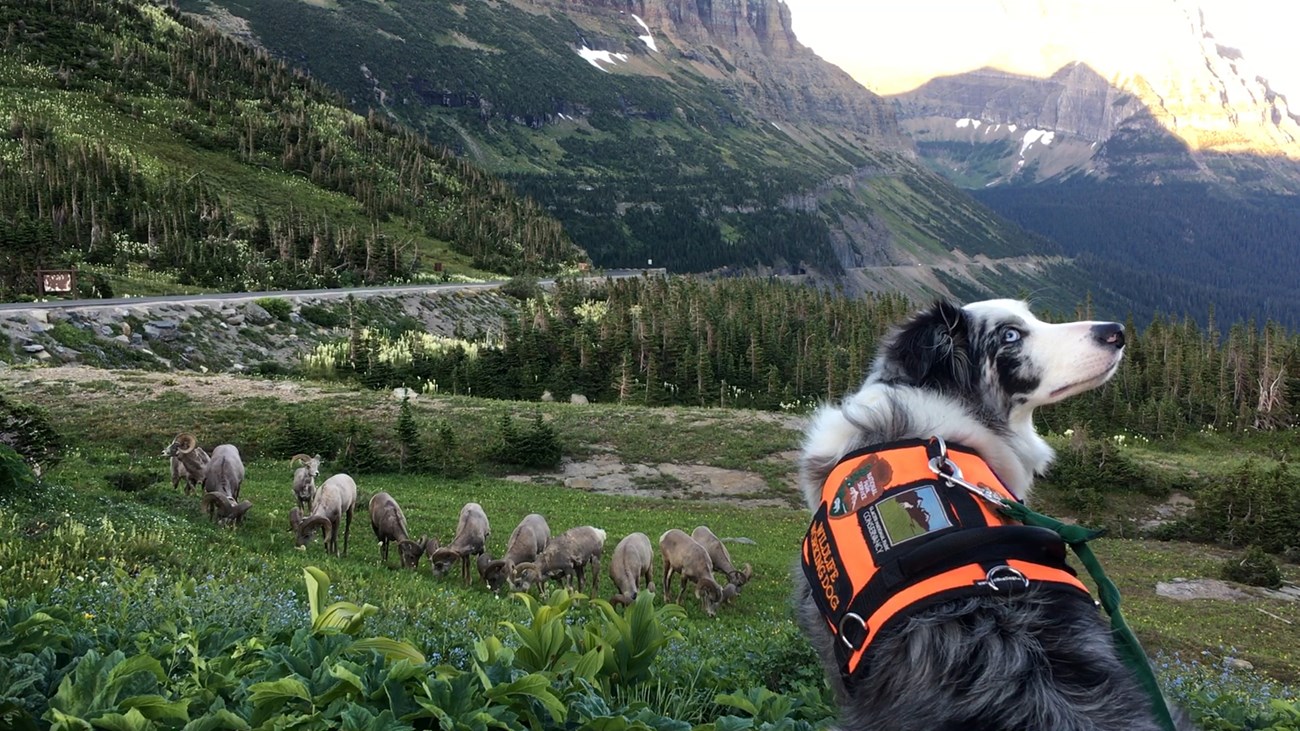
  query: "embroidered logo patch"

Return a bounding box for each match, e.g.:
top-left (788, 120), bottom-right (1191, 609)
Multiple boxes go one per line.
top-left (830, 455), bottom-right (894, 517)
top-left (876, 485), bottom-right (952, 547)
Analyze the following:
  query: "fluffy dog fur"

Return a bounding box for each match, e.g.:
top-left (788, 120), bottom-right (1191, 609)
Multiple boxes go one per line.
top-left (794, 298), bottom-right (1194, 731)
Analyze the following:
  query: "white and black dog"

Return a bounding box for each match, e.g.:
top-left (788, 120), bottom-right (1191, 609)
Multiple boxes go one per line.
top-left (794, 299), bottom-right (1194, 731)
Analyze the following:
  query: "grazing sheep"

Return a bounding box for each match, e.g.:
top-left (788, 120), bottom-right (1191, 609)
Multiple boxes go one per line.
top-left (429, 502), bottom-right (490, 586)
top-left (691, 525), bottom-right (753, 594)
top-left (166, 433), bottom-right (245, 506)
top-left (608, 532), bottom-right (655, 606)
top-left (203, 444), bottom-right (246, 501)
top-left (477, 549), bottom-right (494, 586)
top-left (201, 492), bottom-right (253, 526)
top-left (290, 454), bottom-right (321, 511)
top-left (399, 535), bottom-right (437, 570)
top-left (659, 529), bottom-right (726, 617)
top-left (482, 513), bottom-right (551, 593)
top-left (510, 525), bottom-right (606, 595)
top-left (369, 491), bottom-right (416, 566)
top-left (291, 473), bottom-right (357, 556)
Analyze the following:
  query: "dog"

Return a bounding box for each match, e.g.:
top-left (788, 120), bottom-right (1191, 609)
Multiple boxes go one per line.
top-left (794, 298), bottom-right (1193, 731)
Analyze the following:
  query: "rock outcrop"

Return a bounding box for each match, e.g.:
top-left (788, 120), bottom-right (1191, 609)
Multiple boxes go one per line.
top-left (887, 2), bottom-right (1300, 190)
top-left (531, 0), bottom-right (905, 140)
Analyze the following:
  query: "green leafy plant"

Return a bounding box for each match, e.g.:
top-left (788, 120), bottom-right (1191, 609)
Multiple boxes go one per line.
top-left (584, 592), bottom-right (685, 690)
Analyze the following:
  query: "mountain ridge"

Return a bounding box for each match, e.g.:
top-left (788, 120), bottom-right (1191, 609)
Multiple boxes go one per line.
top-left (174, 0), bottom-right (1120, 316)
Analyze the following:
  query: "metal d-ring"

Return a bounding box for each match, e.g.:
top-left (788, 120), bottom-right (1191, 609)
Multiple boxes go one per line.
top-left (983, 564), bottom-right (1029, 592)
top-left (838, 612), bottom-right (868, 649)
top-left (927, 435), bottom-right (963, 481)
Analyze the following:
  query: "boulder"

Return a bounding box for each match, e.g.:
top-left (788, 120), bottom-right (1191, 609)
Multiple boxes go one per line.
top-left (242, 303), bottom-right (274, 325)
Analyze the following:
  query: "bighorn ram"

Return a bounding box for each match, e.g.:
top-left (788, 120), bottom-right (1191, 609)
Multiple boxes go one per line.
top-left (429, 502), bottom-right (490, 586)
top-left (201, 492), bottom-right (253, 526)
top-left (608, 532), bottom-right (655, 606)
top-left (290, 454), bottom-right (321, 511)
top-left (659, 529), bottom-right (732, 617)
top-left (482, 513), bottom-right (551, 593)
top-left (291, 473), bottom-right (357, 556)
top-left (165, 433), bottom-right (245, 517)
top-left (170, 447), bottom-right (205, 495)
top-left (369, 491), bottom-right (429, 567)
top-left (510, 525), bottom-right (606, 595)
top-left (691, 525), bottom-right (753, 593)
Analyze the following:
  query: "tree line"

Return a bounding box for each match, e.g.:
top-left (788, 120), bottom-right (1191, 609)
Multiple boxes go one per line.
top-left (0, 0), bottom-right (582, 298)
top-left (321, 276), bottom-right (1298, 440)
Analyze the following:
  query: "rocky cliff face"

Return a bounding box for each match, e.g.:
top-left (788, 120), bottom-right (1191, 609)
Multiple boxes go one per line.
top-left (530, 0), bottom-right (904, 139)
top-left (888, 2), bottom-right (1300, 190)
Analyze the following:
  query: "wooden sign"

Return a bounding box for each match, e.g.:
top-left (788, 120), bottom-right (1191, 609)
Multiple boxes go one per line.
top-left (37, 269), bottom-right (76, 296)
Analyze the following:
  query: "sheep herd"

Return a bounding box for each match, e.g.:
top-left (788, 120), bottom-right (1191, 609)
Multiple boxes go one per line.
top-left (164, 433), bottom-right (756, 616)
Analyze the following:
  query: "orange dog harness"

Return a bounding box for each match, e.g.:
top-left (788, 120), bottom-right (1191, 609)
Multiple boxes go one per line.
top-left (801, 438), bottom-right (1093, 679)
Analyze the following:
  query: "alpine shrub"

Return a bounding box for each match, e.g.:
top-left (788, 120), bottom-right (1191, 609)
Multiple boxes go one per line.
top-left (1169, 461), bottom-right (1300, 553)
top-left (1221, 545), bottom-right (1283, 589)
top-left (0, 394), bottom-right (62, 473)
top-left (488, 412), bottom-right (562, 469)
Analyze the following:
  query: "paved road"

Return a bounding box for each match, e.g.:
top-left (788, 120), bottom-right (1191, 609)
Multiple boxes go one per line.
top-left (0, 269), bottom-right (662, 312)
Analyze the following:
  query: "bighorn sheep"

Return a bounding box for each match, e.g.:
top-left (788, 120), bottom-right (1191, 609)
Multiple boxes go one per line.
top-left (369, 491), bottom-right (427, 567)
top-left (608, 532), bottom-right (655, 606)
top-left (290, 454), bottom-right (321, 511)
top-left (201, 492), bottom-right (253, 526)
top-left (691, 525), bottom-right (753, 593)
top-left (163, 432), bottom-right (209, 496)
top-left (291, 473), bottom-right (357, 556)
top-left (510, 525), bottom-right (606, 595)
top-left (482, 513), bottom-right (551, 593)
top-left (165, 433), bottom-right (245, 519)
top-left (170, 451), bottom-right (203, 495)
top-left (659, 529), bottom-right (729, 617)
top-left (429, 502), bottom-right (490, 586)
top-left (400, 535), bottom-right (438, 570)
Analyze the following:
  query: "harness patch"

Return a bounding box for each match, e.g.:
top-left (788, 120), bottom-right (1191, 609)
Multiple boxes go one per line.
top-left (829, 454), bottom-right (894, 516)
top-left (870, 485), bottom-right (953, 551)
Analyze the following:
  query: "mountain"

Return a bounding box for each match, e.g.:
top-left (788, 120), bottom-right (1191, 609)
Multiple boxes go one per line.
top-left (175, 0), bottom-right (1122, 314)
top-left (884, 2), bottom-right (1300, 328)
top-left (0, 0), bottom-right (583, 300)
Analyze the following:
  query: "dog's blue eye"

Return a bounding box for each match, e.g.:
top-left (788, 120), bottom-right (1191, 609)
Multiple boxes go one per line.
top-left (1001, 328), bottom-right (1022, 344)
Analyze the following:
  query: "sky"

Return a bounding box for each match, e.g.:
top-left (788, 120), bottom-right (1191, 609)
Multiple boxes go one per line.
top-left (782, 0), bottom-right (1300, 98)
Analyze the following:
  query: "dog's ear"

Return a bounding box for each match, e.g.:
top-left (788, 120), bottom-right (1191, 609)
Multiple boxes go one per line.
top-left (885, 300), bottom-right (973, 390)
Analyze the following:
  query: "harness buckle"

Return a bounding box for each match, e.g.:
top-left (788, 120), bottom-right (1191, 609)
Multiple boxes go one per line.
top-left (979, 564), bottom-right (1030, 592)
top-left (837, 612), bottom-right (868, 650)
top-left (927, 436), bottom-right (1008, 506)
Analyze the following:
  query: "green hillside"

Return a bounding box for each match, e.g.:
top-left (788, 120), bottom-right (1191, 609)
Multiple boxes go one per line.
top-left (0, 0), bottom-right (584, 299)
top-left (176, 0), bottom-right (1060, 279)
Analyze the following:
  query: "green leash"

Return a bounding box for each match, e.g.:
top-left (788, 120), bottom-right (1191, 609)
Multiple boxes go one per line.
top-left (999, 500), bottom-right (1178, 731)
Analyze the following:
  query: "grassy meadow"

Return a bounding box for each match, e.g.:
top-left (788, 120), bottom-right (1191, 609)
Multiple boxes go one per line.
top-left (2, 367), bottom-right (1300, 729)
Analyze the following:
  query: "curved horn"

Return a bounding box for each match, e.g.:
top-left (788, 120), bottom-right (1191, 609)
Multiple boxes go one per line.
top-left (175, 433), bottom-right (198, 454)
top-left (739, 563), bottom-right (753, 584)
top-left (297, 515), bottom-right (333, 545)
top-left (429, 546), bottom-right (461, 562)
top-left (289, 453), bottom-right (312, 467)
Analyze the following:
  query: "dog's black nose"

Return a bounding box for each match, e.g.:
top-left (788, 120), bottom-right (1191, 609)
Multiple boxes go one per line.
top-left (1091, 322), bottom-right (1125, 349)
